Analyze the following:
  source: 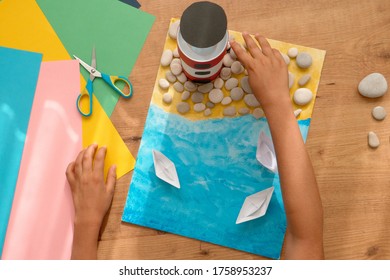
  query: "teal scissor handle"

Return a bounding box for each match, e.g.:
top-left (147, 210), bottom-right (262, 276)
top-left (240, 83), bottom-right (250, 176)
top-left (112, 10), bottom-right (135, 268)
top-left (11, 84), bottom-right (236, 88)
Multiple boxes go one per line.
top-left (76, 78), bottom-right (94, 117)
top-left (101, 73), bottom-right (134, 98)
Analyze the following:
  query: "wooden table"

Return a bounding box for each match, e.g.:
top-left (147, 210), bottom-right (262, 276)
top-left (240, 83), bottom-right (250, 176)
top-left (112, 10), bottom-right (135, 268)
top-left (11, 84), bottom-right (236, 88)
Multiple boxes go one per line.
top-left (99, 0), bottom-right (390, 259)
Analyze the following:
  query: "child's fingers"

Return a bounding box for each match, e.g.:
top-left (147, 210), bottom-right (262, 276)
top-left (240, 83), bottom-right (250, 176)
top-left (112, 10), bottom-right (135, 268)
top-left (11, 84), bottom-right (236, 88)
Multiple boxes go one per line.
top-left (66, 161), bottom-right (76, 188)
top-left (255, 35), bottom-right (272, 56)
top-left (230, 40), bottom-right (251, 69)
top-left (272, 49), bottom-right (285, 64)
top-left (105, 165), bottom-right (117, 195)
top-left (93, 146), bottom-right (107, 179)
top-left (82, 144), bottom-right (97, 173)
top-left (75, 149), bottom-right (86, 177)
top-left (242, 32), bottom-right (262, 58)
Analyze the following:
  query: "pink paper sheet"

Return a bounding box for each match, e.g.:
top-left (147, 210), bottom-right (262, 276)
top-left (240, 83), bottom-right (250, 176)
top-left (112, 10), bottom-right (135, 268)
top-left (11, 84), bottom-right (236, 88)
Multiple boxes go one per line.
top-left (2, 60), bottom-right (81, 259)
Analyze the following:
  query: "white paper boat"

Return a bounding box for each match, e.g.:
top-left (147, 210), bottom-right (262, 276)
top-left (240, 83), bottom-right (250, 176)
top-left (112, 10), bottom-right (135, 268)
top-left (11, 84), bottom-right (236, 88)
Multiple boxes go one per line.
top-left (152, 150), bottom-right (180, 188)
top-left (236, 186), bottom-right (274, 224)
top-left (256, 131), bottom-right (278, 173)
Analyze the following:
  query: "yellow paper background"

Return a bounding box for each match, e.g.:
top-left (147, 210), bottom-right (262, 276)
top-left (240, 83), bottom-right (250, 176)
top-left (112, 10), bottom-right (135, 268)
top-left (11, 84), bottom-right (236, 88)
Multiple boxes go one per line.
top-left (152, 18), bottom-right (326, 121)
top-left (0, 0), bottom-right (135, 178)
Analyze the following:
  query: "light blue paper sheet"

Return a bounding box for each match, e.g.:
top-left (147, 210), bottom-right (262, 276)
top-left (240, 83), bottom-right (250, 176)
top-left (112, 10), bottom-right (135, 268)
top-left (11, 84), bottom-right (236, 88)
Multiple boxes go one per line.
top-left (0, 47), bottom-right (42, 257)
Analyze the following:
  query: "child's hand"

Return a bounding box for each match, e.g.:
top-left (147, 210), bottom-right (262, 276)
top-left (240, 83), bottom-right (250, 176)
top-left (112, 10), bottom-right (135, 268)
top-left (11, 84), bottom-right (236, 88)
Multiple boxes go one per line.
top-left (230, 33), bottom-right (290, 111)
top-left (66, 144), bottom-right (116, 228)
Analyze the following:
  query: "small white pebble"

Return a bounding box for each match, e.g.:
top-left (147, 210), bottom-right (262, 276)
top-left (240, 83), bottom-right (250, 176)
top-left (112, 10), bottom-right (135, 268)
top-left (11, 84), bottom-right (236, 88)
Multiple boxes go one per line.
top-left (181, 90), bottom-right (190, 101)
top-left (191, 91), bottom-right (204, 103)
top-left (225, 77), bottom-right (239, 90)
top-left (252, 108), bottom-right (264, 119)
top-left (171, 58), bottom-right (181, 65)
top-left (296, 52), bottom-right (313, 69)
top-left (229, 48), bottom-right (237, 59)
top-left (209, 88), bottom-right (224, 103)
top-left (160, 49), bottom-right (173, 67)
top-left (162, 93), bottom-right (172, 104)
top-left (213, 77), bottom-right (224, 89)
top-left (223, 53), bottom-right (235, 67)
top-left (206, 101), bottom-right (215, 108)
top-left (298, 74), bottom-right (311, 87)
top-left (231, 61), bottom-right (243, 74)
top-left (220, 67), bottom-right (231, 80)
top-left (244, 94), bottom-right (260, 107)
top-left (293, 88), bottom-right (313, 105)
top-left (177, 102), bottom-right (190, 114)
top-left (170, 63), bottom-right (182, 76)
top-left (372, 106), bottom-right (387, 120)
top-left (238, 107), bottom-right (250, 115)
top-left (368, 131), bottom-right (380, 148)
top-left (177, 72), bottom-right (187, 83)
top-left (173, 81), bottom-right (184, 93)
top-left (168, 20), bottom-right (180, 40)
top-left (223, 106), bottom-right (236, 116)
top-left (204, 108), bottom-right (212, 116)
top-left (294, 109), bottom-right (302, 117)
top-left (230, 87), bottom-right (244, 101)
top-left (240, 76), bottom-right (252, 94)
top-left (198, 82), bottom-right (213, 93)
top-left (221, 96), bottom-right (232, 105)
top-left (288, 72), bottom-right (295, 89)
top-left (165, 71), bottom-right (177, 83)
top-left (173, 47), bottom-right (180, 58)
top-left (194, 103), bottom-right (206, 112)
top-left (158, 78), bottom-right (170, 90)
top-left (184, 81), bottom-right (197, 92)
top-left (287, 47), bottom-right (298, 58)
top-left (281, 53), bottom-right (290, 65)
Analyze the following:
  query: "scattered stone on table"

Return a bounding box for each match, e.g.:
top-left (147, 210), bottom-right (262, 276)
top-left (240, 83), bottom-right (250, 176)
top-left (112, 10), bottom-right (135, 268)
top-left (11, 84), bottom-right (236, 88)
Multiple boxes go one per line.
top-left (293, 88), bottom-right (313, 105)
top-left (229, 48), bottom-right (237, 59)
top-left (220, 67), bottom-right (232, 80)
top-left (165, 70), bottom-right (177, 83)
top-left (176, 102), bottom-right (190, 114)
top-left (231, 61), bottom-right (243, 74)
top-left (298, 74), bottom-right (311, 87)
top-left (287, 47), bottom-right (298, 58)
top-left (214, 77), bottom-right (224, 89)
top-left (184, 81), bottom-right (197, 92)
top-left (158, 78), bottom-right (170, 90)
top-left (358, 73), bottom-right (388, 98)
top-left (171, 58), bottom-right (181, 65)
top-left (288, 72), bottom-right (294, 89)
top-left (294, 109), bottom-right (302, 118)
top-left (160, 49), bottom-right (173, 67)
top-left (230, 87), bottom-right (244, 101)
top-left (206, 101), bottom-right (215, 108)
top-left (209, 88), bottom-right (224, 103)
top-left (221, 96), bottom-right (232, 105)
top-left (162, 93), bottom-right (172, 104)
top-left (240, 76), bottom-right (252, 94)
top-left (191, 91), bottom-right (204, 103)
top-left (194, 103), bottom-right (206, 112)
top-left (170, 62), bottom-right (182, 76)
top-left (223, 106), bottom-right (236, 116)
top-left (252, 108), bottom-right (264, 119)
top-left (281, 53), bottom-right (290, 65)
top-left (244, 94), bottom-right (260, 107)
top-left (372, 106), bottom-right (387, 121)
top-left (181, 90), bottom-right (190, 101)
top-left (204, 108), bottom-right (212, 116)
top-left (173, 47), bottom-right (180, 58)
top-left (225, 77), bottom-right (239, 90)
top-left (223, 53), bottom-right (235, 67)
top-left (238, 107), bottom-right (250, 115)
top-left (296, 52), bottom-right (312, 69)
top-left (198, 82), bottom-right (213, 93)
top-left (177, 72), bottom-right (187, 83)
top-left (368, 131), bottom-right (380, 148)
top-left (173, 81), bottom-right (184, 93)
top-left (168, 20), bottom-right (180, 40)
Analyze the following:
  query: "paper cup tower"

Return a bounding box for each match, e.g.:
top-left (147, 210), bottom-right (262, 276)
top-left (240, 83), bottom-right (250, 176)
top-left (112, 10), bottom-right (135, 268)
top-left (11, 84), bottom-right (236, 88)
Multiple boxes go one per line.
top-left (177, 1), bottom-right (228, 83)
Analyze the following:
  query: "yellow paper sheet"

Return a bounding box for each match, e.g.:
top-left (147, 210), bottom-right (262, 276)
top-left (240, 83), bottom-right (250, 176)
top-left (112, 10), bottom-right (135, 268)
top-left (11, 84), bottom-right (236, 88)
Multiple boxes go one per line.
top-left (0, 0), bottom-right (135, 178)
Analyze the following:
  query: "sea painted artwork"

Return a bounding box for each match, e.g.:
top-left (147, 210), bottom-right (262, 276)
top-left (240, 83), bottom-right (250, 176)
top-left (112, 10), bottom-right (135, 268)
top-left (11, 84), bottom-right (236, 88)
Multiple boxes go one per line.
top-left (122, 19), bottom-right (326, 259)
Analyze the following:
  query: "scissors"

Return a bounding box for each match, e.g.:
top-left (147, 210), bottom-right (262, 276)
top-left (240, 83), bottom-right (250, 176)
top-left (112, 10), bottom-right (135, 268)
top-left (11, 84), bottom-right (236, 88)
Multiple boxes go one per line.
top-left (73, 47), bottom-right (133, 117)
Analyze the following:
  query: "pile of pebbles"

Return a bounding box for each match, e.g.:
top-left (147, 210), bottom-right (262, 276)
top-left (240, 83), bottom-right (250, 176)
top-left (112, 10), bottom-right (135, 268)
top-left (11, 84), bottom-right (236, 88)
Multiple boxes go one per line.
top-left (357, 73), bottom-right (389, 148)
top-left (158, 21), bottom-right (315, 119)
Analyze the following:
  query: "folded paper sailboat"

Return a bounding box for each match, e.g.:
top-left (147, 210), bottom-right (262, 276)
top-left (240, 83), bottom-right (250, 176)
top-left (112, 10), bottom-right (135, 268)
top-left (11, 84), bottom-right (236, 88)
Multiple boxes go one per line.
top-left (152, 150), bottom-right (180, 188)
top-left (256, 131), bottom-right (278, 173)
top-left (236, 186), bottom-right (274, 224)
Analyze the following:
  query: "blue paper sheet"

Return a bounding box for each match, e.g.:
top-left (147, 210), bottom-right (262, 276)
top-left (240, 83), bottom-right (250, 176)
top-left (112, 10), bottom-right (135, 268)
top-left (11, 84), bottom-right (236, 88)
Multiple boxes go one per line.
top-left (0, 47), bottom-right (42, 257)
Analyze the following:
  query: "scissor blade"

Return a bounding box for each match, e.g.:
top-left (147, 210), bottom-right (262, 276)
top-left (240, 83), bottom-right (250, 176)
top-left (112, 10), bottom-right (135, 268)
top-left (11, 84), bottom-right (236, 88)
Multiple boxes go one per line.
top-left (91, 46), bottom-right (97, 69)
top-left (73, 55), bottom-right (101, 79)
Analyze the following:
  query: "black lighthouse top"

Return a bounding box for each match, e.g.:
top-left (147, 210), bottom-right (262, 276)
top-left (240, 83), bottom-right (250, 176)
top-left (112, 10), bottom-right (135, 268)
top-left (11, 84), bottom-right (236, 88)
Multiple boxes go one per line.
top-left (180, 1), bottom-right (227, 48)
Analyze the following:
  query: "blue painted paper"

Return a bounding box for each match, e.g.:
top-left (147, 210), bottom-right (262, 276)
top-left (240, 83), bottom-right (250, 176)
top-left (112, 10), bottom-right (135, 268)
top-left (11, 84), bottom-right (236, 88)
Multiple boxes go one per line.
top-left (0, 47), bottom-right (42, 257)
top-left (122, 104), bottom-right (311, 259)
top-left (120, 0), bottom-right (141, 9)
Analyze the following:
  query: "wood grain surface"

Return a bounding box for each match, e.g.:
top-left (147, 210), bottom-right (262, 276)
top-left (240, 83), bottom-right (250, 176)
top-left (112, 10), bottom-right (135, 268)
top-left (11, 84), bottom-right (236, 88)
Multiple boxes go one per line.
top-left (99, 0), bottom-right (390, 260)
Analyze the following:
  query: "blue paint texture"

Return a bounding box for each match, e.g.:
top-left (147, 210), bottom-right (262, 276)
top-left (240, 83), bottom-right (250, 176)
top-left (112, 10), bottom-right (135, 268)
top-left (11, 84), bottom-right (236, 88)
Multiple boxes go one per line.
top-left (122, 104), bottom-right (311, 259)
